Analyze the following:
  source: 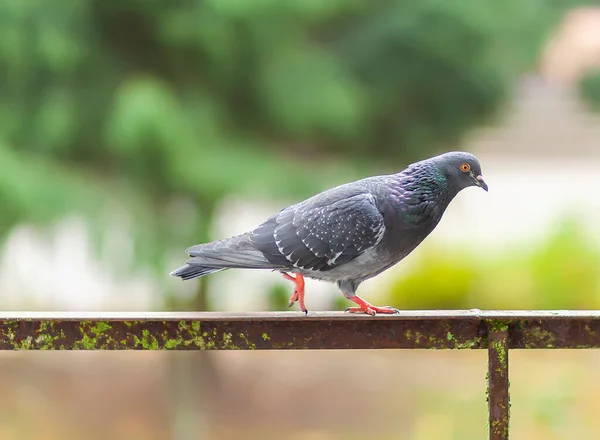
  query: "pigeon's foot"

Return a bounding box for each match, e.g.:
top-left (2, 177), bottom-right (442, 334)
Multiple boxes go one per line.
top-left (344, 295), bottom-right (400, 316)
top-left (282, 273), bottom-right (307, 314)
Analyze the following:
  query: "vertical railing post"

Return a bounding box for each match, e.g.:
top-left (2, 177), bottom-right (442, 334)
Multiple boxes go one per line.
top-left (488, 321), bottom-right (510, 440)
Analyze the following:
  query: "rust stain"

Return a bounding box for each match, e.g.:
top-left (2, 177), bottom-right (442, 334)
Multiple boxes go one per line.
top-left (3, 310), bottom-right (600, 440)
top-left (0, 312), bottom-right (598, 351)
top-left (487, 321), bottom-right (510, 440)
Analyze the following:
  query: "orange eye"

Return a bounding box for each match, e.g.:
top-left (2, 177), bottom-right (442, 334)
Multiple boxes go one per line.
top-left (460, 163), bottom-right (470, 172)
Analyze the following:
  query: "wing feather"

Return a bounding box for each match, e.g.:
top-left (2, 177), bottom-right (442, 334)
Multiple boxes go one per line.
top-left (250, 191), bottom-right (386, 272)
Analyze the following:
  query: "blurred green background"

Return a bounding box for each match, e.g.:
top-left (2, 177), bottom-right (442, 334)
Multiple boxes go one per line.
top-left (2, 0), bottom-right (600, 439)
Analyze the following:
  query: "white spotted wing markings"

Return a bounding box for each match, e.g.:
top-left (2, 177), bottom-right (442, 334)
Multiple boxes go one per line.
top-left (274, 192), bottom-right (386, 270)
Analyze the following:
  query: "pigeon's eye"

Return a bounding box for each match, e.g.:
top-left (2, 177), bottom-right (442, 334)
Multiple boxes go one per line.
top-left (460, 163), bottom-right (470, 172)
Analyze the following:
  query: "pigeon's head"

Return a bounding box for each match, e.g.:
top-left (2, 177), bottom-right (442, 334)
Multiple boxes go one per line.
top-left (434, 151), bottom-right (488, 192)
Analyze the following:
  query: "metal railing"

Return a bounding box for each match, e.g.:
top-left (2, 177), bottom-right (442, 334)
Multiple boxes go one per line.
top-left (2, 309), bottom-right (598, 440)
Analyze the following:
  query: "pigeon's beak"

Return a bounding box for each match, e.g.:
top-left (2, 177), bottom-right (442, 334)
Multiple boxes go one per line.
top-left (475, 175), bottom-right (488, 192)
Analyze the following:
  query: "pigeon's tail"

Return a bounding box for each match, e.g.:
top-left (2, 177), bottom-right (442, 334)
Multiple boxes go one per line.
top-left (170, 233), bottom-right (284, 281)
top-left (169, 264), bottom-right (222, 281)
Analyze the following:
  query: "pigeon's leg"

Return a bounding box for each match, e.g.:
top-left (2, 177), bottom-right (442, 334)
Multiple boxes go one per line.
top-left (282, 272), bottom-right (307, 314)
top-left (343, 293), bottom-right (399, 316)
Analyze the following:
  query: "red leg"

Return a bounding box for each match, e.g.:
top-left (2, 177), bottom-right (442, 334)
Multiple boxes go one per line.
top-left (343, 294), bottom-right (399, 316)
top-left (282, 273), bottom-right (307, 314)
top-left (283, 273), bottom-right (299, 304)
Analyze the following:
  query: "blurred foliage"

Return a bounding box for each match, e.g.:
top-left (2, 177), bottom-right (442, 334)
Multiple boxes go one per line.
top-left (386, 217), bottom-right (600, 310)
top-left (386, 249), bottom-right (481, 309)
top-left (578, 69), bottom-right (600, 112)
top-left (0, 0), bottom-right (588, 284)
top-left (267, 283), bottom-right (294, 311)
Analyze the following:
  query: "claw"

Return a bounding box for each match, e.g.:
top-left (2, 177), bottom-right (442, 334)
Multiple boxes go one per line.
top-left (343, 295), bottom-right (400, 316)
top-left (288, 290), bottom-right (299, 307)
top-left (282, 273), bottom-right (307, 313)
top-left (345, 306), bottom-right (376, 316)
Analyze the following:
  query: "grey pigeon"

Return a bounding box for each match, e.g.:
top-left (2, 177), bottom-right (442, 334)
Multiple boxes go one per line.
top-left (171, 151), bottom-right (488, 315)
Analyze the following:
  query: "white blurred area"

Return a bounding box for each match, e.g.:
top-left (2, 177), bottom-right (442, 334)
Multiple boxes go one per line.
top-left (1, 7), bottom-right (600, 311)
top-left (0, 217), bottom-right (163, 310)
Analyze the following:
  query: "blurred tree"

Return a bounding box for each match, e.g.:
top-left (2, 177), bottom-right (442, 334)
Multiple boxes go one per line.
top-left (0, 0), bottom-right (588, 281)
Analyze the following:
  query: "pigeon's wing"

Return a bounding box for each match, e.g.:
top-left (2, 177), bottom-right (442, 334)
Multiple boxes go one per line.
top-left (250, 191), bottom-right (385, 272)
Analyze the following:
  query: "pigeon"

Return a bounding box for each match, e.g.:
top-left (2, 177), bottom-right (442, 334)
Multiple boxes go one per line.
top-left (170, 151), bottom-right (488, 315)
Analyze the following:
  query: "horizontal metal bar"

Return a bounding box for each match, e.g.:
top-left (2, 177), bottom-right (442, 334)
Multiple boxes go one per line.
top-left (3, 310), bottom-right (600, 320)
top-left (0, 310), bottom-right (598, 350)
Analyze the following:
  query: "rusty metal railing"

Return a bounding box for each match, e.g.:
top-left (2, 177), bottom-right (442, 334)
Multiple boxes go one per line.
top-left (2, 310), bottom-right (599, 439)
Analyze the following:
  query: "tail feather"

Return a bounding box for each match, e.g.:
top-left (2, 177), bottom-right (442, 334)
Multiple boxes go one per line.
top-left (171, 233), bottom-right (284, 281)
top-left (170, 264), bottom-right (223, 281)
